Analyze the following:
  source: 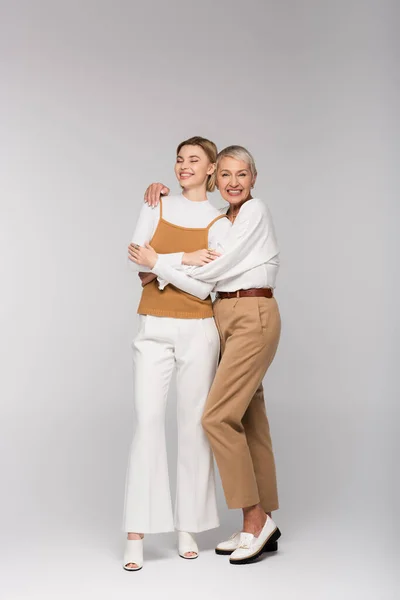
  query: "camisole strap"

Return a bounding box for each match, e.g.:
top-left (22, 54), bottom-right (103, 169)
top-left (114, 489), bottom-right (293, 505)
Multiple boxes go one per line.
top-left (159, 197), bottom-right (163, 219)
top-left (207, 214), bottom-right (229, 229)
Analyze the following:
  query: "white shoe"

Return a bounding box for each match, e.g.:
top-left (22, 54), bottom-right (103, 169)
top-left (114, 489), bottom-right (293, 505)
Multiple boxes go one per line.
top-left (178, 531), bottom-right (199, 560)
top-left (216, 530), bottom-right (278, 556)
top-left (123, 538), bottom-right (144, 571)
top-left (229, 516), bottom-right (281, 565)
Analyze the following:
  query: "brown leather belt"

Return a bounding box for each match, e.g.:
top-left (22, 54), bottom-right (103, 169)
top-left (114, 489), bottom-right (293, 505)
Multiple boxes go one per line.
top-left (216, 288), bottom-right (273, 299)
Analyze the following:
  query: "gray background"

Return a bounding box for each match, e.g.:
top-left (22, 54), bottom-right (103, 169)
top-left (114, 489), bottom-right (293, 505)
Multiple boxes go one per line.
top-left (1, 0), bottom-right (398, 598)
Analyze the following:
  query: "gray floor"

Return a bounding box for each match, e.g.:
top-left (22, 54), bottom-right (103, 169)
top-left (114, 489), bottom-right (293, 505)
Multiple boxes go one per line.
top-left (2, 519), bottom-right (397, 600)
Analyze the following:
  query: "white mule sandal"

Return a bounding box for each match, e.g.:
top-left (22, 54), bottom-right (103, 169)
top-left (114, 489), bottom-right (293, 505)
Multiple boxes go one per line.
top-left (178, 531), bottom-right (199, 560)
top-left (123, 537), bottom-right (144, 571)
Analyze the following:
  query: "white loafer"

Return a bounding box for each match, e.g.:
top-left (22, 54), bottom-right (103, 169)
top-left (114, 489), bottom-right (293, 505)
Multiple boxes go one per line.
top-left (178, 531), bottom-right (199, 560)
top-left (215, 531), bottom-right (278, 555)
top-left (229, 516), bottom-right (281, 565)
top-left (123, 538), bottom-right (144, 571)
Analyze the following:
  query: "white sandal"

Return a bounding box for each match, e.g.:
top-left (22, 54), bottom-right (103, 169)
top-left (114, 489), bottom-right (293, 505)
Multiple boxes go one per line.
top-left (178, 531), bottom-right (199, 560)
top-left (123, 537), bottom-right (144, 571)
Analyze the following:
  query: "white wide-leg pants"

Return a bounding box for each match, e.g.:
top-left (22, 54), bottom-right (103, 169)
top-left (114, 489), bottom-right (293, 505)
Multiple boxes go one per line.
top-left (123, 315), bottom-right (220, 533)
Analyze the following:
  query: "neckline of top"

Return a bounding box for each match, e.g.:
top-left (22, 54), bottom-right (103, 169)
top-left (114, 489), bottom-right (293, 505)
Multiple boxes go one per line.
top-left (158, 218), bottom-right (210, 231)
top-left (179, 193), bottom-right (210, 205)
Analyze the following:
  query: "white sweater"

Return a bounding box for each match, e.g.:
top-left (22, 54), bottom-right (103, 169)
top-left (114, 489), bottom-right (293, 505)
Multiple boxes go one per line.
top-left (153, 198), bottom-right (280, 300)
top-left (128, 194), bottom-right (232, 272)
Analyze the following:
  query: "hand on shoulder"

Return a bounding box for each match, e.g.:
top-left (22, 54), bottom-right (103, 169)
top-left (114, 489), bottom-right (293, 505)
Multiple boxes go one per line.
top-left (144, 182), bottom-right (170, 207)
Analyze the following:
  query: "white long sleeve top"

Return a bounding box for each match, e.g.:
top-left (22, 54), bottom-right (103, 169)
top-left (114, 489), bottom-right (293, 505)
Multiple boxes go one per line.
top-left (152, 198), bottom-right (280, 301)
top-left (128, 194), bottom-right (232, 272)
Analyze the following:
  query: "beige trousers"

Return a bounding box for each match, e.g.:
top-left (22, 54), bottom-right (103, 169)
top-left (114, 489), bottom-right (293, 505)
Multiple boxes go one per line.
top-left (202, 296), bottom-right (281, 512)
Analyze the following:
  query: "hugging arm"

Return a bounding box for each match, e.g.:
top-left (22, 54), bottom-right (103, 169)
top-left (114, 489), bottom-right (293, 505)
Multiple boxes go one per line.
top-left (152, 262), bottom-right (214, 300)
top-left (151, 216), bottom-right (231, 300)
top-left (184, 200), bottom-right (276, 282)
top-left (153, 200), bottom-right (278, 296)
top-left (128, 202), bottom-right (184, 273)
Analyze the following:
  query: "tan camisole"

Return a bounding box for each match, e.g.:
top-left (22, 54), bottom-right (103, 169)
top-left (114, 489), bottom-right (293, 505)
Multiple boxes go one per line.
top-left (137, 199), bottom-right (227, 319)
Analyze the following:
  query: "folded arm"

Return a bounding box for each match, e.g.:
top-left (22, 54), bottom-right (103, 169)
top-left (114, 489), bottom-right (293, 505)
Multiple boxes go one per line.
top-left (150, 212), bottom-right (231, 299)
top-left (127, 202), bottom-right (184, 272)
top-left (183, 199), bottom-right (277, 281)
top-left (152, 260), bottom-right (214, 300)
top-left (154, 199), bottom-right (279, 293)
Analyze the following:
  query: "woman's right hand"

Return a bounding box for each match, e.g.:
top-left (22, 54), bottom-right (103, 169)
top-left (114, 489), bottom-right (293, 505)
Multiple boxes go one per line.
top-left (144, 183), bottom-right (170, 207)
top-left (182, 249), bottom-right (221, 267)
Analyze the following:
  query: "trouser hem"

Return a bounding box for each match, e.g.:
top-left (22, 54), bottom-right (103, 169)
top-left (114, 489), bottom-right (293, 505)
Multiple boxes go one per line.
top-left (226, 495), bottom-right (260, 510)
top-left (123, 524), bottom-right (175, 534)
top-left (226, 499), bottom-right (280, 511)
top-left (174, 520), bottom-right (220, 533)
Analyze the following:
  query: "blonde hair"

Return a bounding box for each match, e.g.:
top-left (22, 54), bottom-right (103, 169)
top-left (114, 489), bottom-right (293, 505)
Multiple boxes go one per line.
top-left (176, 136), bottom-right (217, 192)
top-left (216, 145), bottom-right (257, 179)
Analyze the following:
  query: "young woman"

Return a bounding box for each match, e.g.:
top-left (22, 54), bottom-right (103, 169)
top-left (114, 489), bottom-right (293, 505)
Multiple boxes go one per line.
top-left (130, 146), bottom-right (282, 566)
top-left (123, 137), bottom-right (231, 570)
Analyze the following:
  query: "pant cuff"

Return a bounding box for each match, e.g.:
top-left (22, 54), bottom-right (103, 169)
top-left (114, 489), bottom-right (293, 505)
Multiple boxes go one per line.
top-left (123, 524), bottom-right (175, 534)
top-left (174, 520), bottom-right (220, 533)
top-left (226, 495), bottom-right (260, 510)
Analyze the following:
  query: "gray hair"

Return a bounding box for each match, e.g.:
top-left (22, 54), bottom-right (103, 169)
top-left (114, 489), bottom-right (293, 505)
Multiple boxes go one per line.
top-left (216, 145), bottom-right (257, 178)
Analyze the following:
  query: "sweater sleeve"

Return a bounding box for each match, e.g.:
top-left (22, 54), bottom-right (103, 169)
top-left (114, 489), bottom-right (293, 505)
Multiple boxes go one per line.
top-left (151, 260), bottom-right (214, 300)
top-left (151, 200), bottom-right (279, 294)
top-left (127, 203), bottom-right (184, 273)
top-left (151, 213), bottom-right (231, 297)
top-left (183, 199), bottom-right (275, 282)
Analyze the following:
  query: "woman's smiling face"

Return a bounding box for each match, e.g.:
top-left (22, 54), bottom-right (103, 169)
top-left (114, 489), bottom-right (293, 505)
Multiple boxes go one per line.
top-left (174, 144), bottom-right (215, 191)
top-left (216, 156), bottom-right (256, 205)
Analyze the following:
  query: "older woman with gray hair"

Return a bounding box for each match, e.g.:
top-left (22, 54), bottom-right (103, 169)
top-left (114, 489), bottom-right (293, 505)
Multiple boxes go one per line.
top-left (130, 145), bottom-right (282, 565)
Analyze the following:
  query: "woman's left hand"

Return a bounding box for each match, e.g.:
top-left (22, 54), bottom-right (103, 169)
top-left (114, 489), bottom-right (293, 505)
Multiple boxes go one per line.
top-left (138, 272), bottom-right (157, 287)
top-left (128, 242), bottom-right (158, 269)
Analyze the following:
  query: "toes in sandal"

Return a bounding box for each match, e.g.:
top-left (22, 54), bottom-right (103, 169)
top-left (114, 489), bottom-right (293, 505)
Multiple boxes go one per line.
top-left (178, 531), bottom-right (199, 560)
top-left (123, 538), bottom-right (144, 571)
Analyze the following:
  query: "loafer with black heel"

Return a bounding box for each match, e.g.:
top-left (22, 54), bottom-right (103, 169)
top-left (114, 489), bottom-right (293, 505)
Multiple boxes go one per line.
top-left (215, 531), bottom-right (278, 555)
top-left (229, 516), bottom-right (281, 565)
